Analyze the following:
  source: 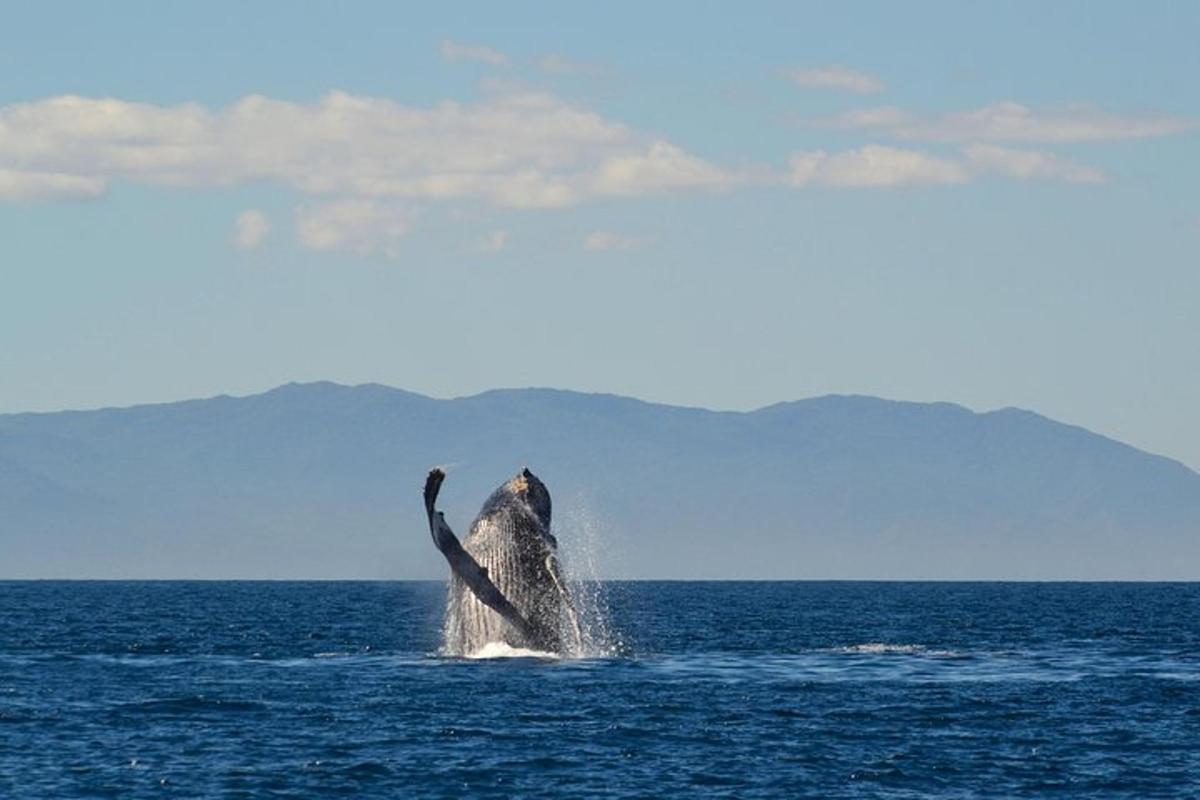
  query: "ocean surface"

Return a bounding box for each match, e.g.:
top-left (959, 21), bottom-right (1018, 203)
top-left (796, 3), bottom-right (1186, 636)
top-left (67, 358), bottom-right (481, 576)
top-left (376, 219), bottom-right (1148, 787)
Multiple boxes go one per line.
top-left (1, 581), bottom-right (1198, 798)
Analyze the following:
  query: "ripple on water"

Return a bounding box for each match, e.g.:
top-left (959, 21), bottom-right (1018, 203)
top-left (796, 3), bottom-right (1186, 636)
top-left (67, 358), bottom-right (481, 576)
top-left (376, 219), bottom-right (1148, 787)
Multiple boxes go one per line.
top-left (114, 696), bottom-right (270, 716)
top-left (2, 581), bottom-right (1198, 799)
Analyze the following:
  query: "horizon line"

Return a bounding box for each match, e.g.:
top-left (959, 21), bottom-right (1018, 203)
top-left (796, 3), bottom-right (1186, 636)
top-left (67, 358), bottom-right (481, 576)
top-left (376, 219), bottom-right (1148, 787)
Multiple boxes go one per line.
top-left (2, 577), bottom-right (1197, 584)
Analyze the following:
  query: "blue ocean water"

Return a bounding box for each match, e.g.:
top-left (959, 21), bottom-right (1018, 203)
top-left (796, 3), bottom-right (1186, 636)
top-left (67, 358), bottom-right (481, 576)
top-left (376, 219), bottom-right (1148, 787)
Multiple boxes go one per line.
top-left (1, 582), bottom-right (1198, 798)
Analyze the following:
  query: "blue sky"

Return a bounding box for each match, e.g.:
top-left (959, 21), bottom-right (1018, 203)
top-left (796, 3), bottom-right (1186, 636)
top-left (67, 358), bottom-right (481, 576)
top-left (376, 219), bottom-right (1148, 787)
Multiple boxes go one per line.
top-left (2, 2), bottom-right (1197, 468)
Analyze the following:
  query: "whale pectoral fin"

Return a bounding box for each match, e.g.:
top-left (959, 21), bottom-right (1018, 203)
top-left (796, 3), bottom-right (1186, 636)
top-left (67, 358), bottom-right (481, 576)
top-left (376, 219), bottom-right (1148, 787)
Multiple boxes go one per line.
top-left (423, 469), bottom-right (536, 641)
top-left (423, 467), bottom-right (445, 519)
top-left (545, 552), bottom-right (584, 652)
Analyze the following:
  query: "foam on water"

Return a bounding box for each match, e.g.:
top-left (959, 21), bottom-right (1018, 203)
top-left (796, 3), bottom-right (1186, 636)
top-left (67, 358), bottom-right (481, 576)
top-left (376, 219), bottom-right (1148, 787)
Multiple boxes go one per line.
top-left (832, 643), bottom-right (963, 657)
top-left (465, 641), bottom-right (559, 660)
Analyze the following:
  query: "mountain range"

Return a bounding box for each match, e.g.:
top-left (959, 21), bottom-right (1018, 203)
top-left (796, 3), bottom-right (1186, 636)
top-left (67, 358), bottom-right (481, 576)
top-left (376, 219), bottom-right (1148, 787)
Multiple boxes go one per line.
top-left (2, 382), bottom-right (1197, 579)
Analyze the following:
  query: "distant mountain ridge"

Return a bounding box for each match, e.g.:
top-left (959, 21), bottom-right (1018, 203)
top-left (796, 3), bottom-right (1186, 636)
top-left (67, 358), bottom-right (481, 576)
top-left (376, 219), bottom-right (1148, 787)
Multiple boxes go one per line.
top-left (2, 382), bottom-right (1197, 579)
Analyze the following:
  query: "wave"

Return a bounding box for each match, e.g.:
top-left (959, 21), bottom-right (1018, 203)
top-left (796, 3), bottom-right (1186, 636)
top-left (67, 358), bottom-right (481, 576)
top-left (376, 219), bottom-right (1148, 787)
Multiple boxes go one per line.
top-left (829, 643), bottom-right (964, 657)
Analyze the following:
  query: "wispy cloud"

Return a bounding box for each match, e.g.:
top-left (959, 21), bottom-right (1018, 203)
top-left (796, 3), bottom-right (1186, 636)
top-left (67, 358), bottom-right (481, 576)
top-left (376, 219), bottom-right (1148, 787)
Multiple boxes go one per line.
top-left (0, 86), bottom-right (1163, 248)
top-left (0, 91), bottom-right (736, 210)
top-left (789, 144), bottom-right (1104, 188)
top-left (583, 231), bottom-right (646, 251)
top-left (591, 141), bottom-right (737, 195)
top-left (232, 209), bottom-right (270, 249)
top-left (783, 66), bottom-right (884, 94)
top-left (790, 146), bottom-right (968, 187)
top-left (963, 144), bottom-right (1104, 184)
top-left (0, 168), bottom-right (106, 201)
top-left (440, 40), bottom-right (508, 66)
top-left (295, 201), bottom-right (411, 257)
top-left (811, 101), bottom-right (1192, 143)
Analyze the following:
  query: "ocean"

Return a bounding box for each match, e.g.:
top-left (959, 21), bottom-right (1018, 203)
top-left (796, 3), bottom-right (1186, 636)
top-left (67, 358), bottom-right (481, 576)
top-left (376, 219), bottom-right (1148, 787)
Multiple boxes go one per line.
top-left (1, 581), bottom-right (1197, 798)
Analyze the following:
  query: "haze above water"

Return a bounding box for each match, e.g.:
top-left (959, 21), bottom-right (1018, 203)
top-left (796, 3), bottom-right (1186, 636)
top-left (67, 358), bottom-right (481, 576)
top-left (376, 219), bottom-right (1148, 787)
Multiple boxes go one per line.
top-left (2, 382), bottom-right (1198, 580)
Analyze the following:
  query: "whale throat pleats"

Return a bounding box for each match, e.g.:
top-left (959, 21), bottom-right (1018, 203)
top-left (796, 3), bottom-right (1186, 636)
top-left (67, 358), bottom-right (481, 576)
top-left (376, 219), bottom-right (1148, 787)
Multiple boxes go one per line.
top-left (424, 468), bottom-right (581, 655)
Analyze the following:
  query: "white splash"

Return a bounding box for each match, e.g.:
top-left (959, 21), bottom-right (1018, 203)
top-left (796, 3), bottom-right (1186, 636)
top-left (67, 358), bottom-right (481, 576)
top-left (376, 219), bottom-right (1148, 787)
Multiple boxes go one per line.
top-left (465, 641), bottom-right (558, 660)
top-left (556, 495), bottom-right (624, 658)
top-left (833, 643), bottom-right (962, 657)
top-left (438, 490), bottom-right (624, 659)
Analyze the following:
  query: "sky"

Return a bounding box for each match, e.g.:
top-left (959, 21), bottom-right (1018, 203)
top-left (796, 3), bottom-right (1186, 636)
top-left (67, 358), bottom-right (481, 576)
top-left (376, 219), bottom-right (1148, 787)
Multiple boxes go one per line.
top-left (1, 1), bottom-right (1197, 469)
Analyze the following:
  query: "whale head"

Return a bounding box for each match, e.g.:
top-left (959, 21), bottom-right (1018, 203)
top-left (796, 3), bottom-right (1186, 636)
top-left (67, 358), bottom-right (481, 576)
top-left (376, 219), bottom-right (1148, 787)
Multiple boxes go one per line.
top-left (505, 467), bottom-right (552, 531)
top-left (474, 466), bottom-right (553, 534)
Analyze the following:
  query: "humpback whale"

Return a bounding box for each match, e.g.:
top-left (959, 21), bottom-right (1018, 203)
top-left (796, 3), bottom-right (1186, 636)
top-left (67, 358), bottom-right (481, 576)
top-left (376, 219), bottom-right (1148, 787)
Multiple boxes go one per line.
top-left (424, 468), bottom-right (582, 655)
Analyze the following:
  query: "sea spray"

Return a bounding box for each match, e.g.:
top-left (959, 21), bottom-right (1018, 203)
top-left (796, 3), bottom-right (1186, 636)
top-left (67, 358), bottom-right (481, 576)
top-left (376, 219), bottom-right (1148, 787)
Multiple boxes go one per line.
top-left (556, 494), bottom-right (624, 658)
top-left (441, 491), bottom-right (624, 659)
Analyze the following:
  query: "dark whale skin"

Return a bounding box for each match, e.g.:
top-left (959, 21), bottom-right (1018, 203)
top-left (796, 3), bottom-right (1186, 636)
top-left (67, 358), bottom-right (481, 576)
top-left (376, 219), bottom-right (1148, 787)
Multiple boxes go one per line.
top-left (427, 468), bottom-right (577, 655)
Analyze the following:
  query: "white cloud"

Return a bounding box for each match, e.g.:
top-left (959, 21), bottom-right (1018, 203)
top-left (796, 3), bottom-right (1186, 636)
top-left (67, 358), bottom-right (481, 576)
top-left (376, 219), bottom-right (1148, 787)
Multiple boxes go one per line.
top-left (440, 40), bottom-right (508, 66)
top-left (783, 66), bottom-right (885, 94)
top-left (0, 168), bottom-right (106, 201)
top-left (475, 229), bottom-right (509, 253)
top-left (0, 89), bottom-right (1160, 227)
top-left (789, 146), bottom-right (969, 187)
top-left (592, 141), bottom-right (737, 195)
top-left (295, 201), bottom-right (411, 257)
top-left (789, 144), bottom-right (1105, 188)
top-left (963, 144), bottom-right (1105, 184)
top-left (812, 101), bottom-right (1192, 142)
top-left (0, 91), bottom-right (733, 209)
top-left (583, 231), bottom-right (645, 251)
top-left (232, 209), bottom-right (270, 249)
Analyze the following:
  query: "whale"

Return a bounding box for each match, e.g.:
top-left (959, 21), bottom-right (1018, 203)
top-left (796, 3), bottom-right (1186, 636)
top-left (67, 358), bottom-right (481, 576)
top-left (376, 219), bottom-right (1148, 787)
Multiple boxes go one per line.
top-left (424, 467), bottom-right (582, 655)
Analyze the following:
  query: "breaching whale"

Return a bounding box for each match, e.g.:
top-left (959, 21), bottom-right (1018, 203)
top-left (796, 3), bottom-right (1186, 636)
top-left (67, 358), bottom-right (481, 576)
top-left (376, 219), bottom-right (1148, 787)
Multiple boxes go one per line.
top-left (424, 467), bottom-right (582, 655)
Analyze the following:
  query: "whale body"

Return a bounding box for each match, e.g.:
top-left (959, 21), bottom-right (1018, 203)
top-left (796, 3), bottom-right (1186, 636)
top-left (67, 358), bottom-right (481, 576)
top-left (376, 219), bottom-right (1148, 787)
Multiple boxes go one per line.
top-left (424, 468), bottom-right (581, 655)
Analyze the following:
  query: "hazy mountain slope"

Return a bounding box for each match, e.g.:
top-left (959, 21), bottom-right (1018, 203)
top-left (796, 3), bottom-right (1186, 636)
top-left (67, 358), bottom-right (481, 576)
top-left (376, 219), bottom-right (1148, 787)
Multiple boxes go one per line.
top-left (1, 382), bottom-right (1197, 579)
